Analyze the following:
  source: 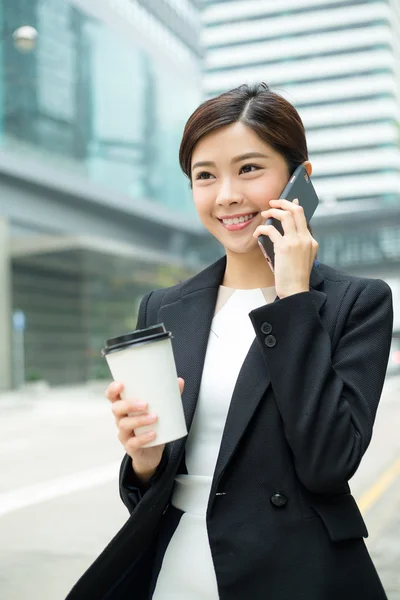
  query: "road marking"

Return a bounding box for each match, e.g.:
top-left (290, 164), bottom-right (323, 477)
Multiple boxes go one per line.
top-left (359, 456), bottom-right (400, 514)
top-left (1, 454), bottom-right (399, 519)
top-left (365, 484), bottom-right (400, 545)
top-left (0, 462), bottom-right (121, 517)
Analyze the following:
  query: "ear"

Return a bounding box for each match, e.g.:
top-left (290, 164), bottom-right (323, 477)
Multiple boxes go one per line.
top-left (303, 161), bottom-right (312, 177)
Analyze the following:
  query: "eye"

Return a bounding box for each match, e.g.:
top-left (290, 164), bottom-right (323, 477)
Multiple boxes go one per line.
top-left (240, 164), bottom-right (261, 174)
top-left (195, 171), bottom-right (214, 180)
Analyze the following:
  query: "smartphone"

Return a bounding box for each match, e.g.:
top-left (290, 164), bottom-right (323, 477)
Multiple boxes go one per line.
top-left (257, 164), bottom-right (319, 271)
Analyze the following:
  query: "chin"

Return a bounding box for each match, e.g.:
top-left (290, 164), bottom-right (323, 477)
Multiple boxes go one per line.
top-left (224, 241), bottom-right (260, 255)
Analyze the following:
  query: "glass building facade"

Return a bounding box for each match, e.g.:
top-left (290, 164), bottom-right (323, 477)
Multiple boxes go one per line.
top-left (0, 0), bottom-right (212, 388)
top-left (0, 0), bottom-right (201, 215)
top-left (202, 0), bottom-right (400, 205)
top-left (11, 244), bottom-right (196, 384)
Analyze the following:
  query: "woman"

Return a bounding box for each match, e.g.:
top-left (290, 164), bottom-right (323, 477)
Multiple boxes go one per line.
top-left (66, 83), bottom-right (393, 600)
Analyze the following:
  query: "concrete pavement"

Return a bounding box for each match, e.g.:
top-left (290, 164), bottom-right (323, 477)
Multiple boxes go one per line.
top-left (0, 375), bottom-right (399, 599)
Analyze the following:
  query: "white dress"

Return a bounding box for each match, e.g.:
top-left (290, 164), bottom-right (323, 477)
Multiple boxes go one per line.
top-left (152, 284), bottom-right (276, 599)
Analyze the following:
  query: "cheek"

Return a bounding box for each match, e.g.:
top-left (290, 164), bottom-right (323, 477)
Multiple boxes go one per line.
top-left (192, 189), bottom-right (214, 221)
top-left (248, 175), bottom-right (287, 210)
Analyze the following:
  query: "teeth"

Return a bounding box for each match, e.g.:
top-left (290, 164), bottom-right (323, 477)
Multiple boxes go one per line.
top-left (222, 213), bottom-right (255, 225)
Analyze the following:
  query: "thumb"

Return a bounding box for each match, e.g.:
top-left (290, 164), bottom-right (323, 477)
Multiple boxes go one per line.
top-left (177, 377), bottom-right (185, 394)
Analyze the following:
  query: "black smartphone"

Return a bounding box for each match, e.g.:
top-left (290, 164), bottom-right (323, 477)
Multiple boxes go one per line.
top-left (257, 164), bottom-right (319, 271)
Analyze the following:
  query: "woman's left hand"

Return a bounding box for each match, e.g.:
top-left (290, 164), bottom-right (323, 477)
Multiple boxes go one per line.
top-left (253, 198), bottom-right (319, 299)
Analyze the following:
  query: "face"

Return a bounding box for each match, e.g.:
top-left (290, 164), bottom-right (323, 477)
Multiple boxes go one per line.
top-left (191, 121), bottom-right (292, 256)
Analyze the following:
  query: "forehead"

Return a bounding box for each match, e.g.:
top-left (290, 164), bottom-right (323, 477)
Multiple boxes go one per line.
top-left (192, 121), bottom-right (272, 159)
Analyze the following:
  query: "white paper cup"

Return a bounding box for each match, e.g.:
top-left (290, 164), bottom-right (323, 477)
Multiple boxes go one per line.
top-left (102, 324), bottom-right (187, 447)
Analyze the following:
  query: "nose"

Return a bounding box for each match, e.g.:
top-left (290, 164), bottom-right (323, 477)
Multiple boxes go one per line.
top-left (216, 179), bottom-right (244, 209)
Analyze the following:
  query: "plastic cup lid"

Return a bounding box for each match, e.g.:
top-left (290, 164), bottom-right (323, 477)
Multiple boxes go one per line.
top-left (102, 323), bottom-right (171, 356)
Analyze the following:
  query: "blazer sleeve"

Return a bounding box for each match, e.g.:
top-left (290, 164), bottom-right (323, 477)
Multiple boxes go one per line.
top-left (118, 291), bottom-right (168, 514)
top-left (249, 279), bottom-right (393, 494)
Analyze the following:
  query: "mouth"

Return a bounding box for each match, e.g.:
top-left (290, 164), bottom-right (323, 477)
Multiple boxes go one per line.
top-left (217, 212), bottom-right (259, 231)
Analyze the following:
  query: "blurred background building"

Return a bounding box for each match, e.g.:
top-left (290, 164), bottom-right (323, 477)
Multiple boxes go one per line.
top-left (0, 0), bottom-right (219, 389)
top-left (1, 5), bottom-right (399, 600)
top-left (203, 0), bottom-right (400, 205)
top-left (0, 0), bottom-right (399, 390)
top-left (201, 0), bottom-right (400, 350)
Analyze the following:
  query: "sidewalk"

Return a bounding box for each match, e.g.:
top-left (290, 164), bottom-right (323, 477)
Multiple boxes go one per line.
top-left (1, 374), bottom-right (399, 406)
top-left (0, 374), bottom-right (399, 421)
top-left (0, 380), bottom-right (112, 410)
top-left (0, 376), bottom-right (398, 600)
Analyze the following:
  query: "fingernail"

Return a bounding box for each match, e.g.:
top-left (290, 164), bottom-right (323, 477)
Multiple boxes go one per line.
top-left (136, 402), bottom-right (147, 410)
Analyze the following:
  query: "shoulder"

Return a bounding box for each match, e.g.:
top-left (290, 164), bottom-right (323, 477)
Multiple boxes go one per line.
top-left (139, 265), bottom-right (205, 319)
top-left (316, 262), bottom-right (393, 315)
top-left (145, 257), bottom-right (222, 307)
top-left (317, 261), bottom-right (392, 297)
top-left (145, 279), bottom-right (185, 307)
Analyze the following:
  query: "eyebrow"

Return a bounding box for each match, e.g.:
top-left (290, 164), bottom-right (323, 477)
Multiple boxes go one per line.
top-left (192, 152), bottom-right (270, 171)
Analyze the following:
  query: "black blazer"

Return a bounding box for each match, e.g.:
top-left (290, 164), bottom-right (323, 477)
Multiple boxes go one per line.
top-left (66, 256), bottom-right (393, 600)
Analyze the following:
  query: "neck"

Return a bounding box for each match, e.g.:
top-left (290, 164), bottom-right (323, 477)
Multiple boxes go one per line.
top-left (221, 247), bottom-right (275, 289)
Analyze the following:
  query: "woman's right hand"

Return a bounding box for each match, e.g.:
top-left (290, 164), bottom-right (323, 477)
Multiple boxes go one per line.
top-left (106, 378), bottom-right (185, 485)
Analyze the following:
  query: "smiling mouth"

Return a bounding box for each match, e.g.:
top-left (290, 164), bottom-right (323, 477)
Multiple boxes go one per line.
top-left (218, 213), bottom-right (259, 231)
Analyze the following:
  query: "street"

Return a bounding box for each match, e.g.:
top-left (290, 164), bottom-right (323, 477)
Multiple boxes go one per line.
top-left (0, 376), bottom-right (399, 600)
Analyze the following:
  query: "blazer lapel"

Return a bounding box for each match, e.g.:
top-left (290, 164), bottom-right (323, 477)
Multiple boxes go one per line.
top-left (209, 261), bottom-right (326, 498)
top-left (157, 255), bottom-right (326, 480)
top-left (209, 334), bottom-right (271, 500)
top-left (157, 255), bottom-right (226, 464)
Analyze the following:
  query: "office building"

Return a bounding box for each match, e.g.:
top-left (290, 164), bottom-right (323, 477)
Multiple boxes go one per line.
top-left (0, 0), bottom-right (214, 388)
top-left (202, 0), bottom-right (400, 204)
top-left (201, 0), bottom-right (400, 333)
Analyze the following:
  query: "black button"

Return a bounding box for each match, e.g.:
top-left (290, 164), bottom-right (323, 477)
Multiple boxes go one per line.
top-left (264, 335), bottom-right (276, 348)
top-left (261, 322), bottom-right (272, 335)
top-left (270, 493), bottom-right (287, 508)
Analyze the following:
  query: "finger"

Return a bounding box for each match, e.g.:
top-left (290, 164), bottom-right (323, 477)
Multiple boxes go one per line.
top-left (178, 377), bottom-right (185, 395)
top-left (270, 198), bottom-right (298, 210)
top-left (119, 413), bottom-right (158, 434)
top-left (311, 238), bottom-right (319, 260)
top-left (270, 199), bottom-right (308, 233)
top-left (126, 430), bottom-right (157, 451)
top-left (260, 208), bottom-right (296, 235)
top-left (253, 223), bottom-right (283, 244)
top-left (105, 381), bottom-right (124, 403)
top-left (117, 415), bottom-right (157, 446)
top-left (112, 399), bottom-right (148, 420)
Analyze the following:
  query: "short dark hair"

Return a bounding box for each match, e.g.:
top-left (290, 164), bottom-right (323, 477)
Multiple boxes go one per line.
top-left (179, 82), bottom-right (308, 181)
